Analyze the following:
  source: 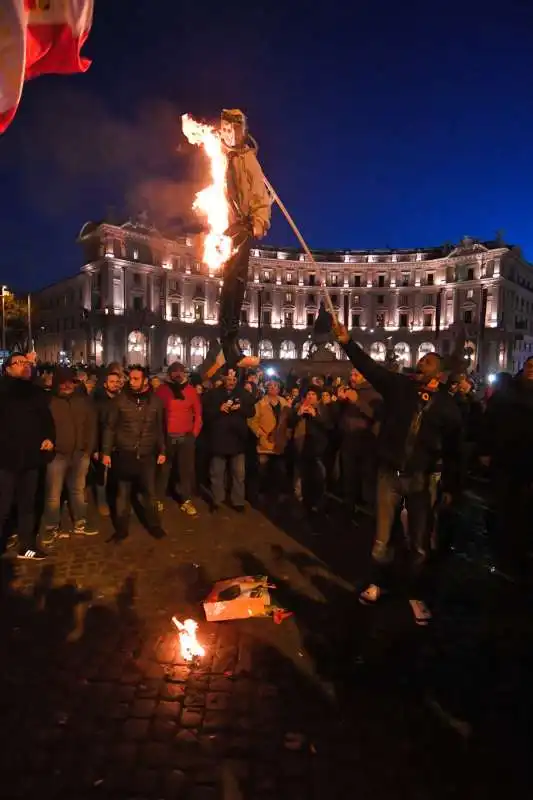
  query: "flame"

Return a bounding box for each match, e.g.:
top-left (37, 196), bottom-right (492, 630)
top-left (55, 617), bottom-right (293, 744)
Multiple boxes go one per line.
top-left (172, 616), bottom-right (205, 662)
top-left (182, 114), bottom-right (233, 271)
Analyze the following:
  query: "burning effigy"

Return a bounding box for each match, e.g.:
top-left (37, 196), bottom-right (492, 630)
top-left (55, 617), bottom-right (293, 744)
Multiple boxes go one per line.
top-left (181, 110), bottom-right (271, 376)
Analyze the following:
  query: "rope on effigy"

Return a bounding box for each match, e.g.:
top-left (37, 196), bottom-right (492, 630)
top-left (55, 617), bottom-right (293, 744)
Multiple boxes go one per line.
top-left (263, 175), bottom-right (338, 323)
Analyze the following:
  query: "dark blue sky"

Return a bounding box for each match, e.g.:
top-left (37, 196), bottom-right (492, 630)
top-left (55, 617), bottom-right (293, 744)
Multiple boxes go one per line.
top-left (1, 0), bottom-right (533, 290)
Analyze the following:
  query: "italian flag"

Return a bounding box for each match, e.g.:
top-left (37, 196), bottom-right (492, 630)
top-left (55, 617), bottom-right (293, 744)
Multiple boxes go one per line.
top-left (0, 0), bottom-right (94, 133)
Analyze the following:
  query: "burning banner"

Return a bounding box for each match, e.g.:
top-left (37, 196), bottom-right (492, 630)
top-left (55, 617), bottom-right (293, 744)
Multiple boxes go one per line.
top-left (182, 109), bottom-right (271, 373)
top-left (0, 0), bottom-right (94, 133)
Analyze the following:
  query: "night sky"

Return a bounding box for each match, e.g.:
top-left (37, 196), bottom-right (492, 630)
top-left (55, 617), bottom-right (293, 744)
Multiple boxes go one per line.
top-left (1, 0), bottom-right (533, 290)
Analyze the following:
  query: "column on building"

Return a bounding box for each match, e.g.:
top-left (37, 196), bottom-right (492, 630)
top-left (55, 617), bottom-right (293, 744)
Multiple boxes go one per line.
top-left (206, 277), bottom-right (218, 324)
top-left (413, 285), bottom-right (423, 328)
top-left (273, 283), bottom-right (282, 328)
top-left (453, 286), bottom-right (461, 328)
top-left (296, 287), bottom-right (305, 328)
top-left (388, 286), bottom-right (398, 328)
top-left (104, 261), bottom-right (113, 309)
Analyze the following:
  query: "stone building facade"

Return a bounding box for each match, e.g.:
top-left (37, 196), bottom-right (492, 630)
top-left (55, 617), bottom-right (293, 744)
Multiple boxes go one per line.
top-left (34, 219), bottom-right (533, 375)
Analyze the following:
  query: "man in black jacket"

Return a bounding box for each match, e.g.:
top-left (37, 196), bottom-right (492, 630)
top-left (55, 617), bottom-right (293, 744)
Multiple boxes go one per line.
top-left (42, 367), bottom-right (97, 542)
top-left (102, 367), bottom-right (166, 539)
top-left (336, 369), bottom-right (382, 516)
top-left (202, 368), bottom-right (255, 511)
top-left (91, 370), bottom-right (121, 516)
top-left (0, 353), bottom-right (55, 560)
top-left (334, 323), bottom-right (463, 625)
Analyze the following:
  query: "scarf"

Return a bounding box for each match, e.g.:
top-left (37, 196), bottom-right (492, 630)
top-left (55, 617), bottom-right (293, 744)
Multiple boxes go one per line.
top-left (168, 380), bottom-right (188, 401)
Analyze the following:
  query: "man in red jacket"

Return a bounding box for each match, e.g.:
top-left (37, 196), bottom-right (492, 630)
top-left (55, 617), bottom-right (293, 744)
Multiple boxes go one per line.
top-left (157, 362), bottom-right (202, 516)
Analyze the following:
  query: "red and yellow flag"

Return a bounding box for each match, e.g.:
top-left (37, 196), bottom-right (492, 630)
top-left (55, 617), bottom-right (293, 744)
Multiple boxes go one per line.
top-left (0, 1), bottom-right (94, 133)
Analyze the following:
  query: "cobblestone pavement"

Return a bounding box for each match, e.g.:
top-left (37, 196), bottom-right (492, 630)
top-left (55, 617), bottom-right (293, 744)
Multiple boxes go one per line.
top-left (0, 497), bottom-right (531, 799)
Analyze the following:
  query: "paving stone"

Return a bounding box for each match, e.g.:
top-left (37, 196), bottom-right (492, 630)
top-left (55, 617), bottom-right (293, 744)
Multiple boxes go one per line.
top-left (120, 667), bottom-right (143, 685)
top-left (143, 661), bottom-right (165, 679)
top-left (187, 673), bottom-right (210, 690)
top-left (150, 718), bottom-right (178, 741)
top-left (131, 699), bottom-right (158, 718)
top-left (188, 786), bottom-right (218, 800)
top-left (109, 701), bottom-right (130, 720)
top-left (129, 767), bottom-right (161, 795)
top-left (156, 700), bottom-right (182, 718)
top-left (205, 691), bottom-right (230, 711)
top-left (123, 719), bottom-right (150, 741)
top-left (211, 647), bottom-right (238, 674)
top-left (162, 769), bottom-right (187, 799)
top-left (136, 679), bottom-right (162, 698)
top-left (161, 682), bottom-right (185, 701)
top-left (183, 689), bottom-right (207, 708)
top-left (165, 665), bottom-right (190, 683)
top-left (203, 710), bottom-right (231, 731)
top-left (140, 741), bottom-right (173, 767)
top-left (208, 675), bottom-right (235, 692)
top-left (117, 685), bottom-right (137, 703)
top-left (156, 638), bottom-right (177, 663)
top-left (175, 728), bottom-right (200, 746)
top-left (110, 742), bottom-right (139, 765)
top-left (181, 708), bottom-right (204, 728)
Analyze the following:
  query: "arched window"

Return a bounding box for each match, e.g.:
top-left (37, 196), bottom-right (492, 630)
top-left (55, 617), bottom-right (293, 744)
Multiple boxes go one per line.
top-left (325, 342), bottom-right (342, 359)
top-left (464, 340), bottom-right (476, 368)
top-left (239, 339), bottom-right (252, 357)
top-left (394, 341), bottom-right (411, 367)
top-left (127, 330), bottom-right (147, 366)
top-left (370, 342), bottom-right (386, 362)
top-left (302, 340), bottom-right (312, 359)
top-left (167, 334), bottom-right (184, 363)
top-left (259, 339), bottom-right (273, 359)
top-left (280, 340), bottom-right (297, 360)
top-left (418, 341), bottom-right (436, 360)
top-left (190, 336), bottom-right (207, 368)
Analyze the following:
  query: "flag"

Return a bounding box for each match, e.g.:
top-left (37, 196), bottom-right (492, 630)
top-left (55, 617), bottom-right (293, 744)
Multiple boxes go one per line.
top-left (0, 1), bottom-right (94, 133)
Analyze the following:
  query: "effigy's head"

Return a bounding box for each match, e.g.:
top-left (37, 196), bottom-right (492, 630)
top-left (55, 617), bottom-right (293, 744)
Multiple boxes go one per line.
top-left (220, 108), bottom-right (247, 148)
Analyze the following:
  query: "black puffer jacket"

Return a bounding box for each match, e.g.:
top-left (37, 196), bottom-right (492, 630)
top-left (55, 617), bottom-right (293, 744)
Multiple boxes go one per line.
top-left (203, 386), bottom-right (255, 456)
top-left (102, 385), bottom-right (165, 458)
top-left (0, 376), bottom-right (55, 471)
top-left (92, 387), bottom-right (119, 451)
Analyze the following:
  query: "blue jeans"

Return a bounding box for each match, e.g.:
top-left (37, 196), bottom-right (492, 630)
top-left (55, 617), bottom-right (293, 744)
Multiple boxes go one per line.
top-left (210, 454), bottom-right (245, 507)
top-left (43, 452), bottom-right (90, 528)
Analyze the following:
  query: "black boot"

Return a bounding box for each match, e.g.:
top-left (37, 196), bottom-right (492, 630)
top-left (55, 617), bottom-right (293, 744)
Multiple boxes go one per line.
top-left (222, 331), bottom-right (244, 368)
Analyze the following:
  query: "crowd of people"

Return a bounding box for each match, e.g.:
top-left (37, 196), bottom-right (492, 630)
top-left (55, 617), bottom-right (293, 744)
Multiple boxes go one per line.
top-left (0, 332), bottom-right (531, 624)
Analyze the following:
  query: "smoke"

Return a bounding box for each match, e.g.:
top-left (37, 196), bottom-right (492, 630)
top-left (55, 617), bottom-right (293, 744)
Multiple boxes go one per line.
top-left (10, 86), bottom-right (205, 230)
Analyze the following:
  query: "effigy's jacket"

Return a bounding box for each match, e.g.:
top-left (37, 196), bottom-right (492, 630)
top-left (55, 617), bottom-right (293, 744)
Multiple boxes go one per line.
top-left (225, 137), bottom-right (272, 236)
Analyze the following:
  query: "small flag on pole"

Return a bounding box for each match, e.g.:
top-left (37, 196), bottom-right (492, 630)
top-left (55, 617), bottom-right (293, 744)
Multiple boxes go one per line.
top-left (0, 1), bottom-right (94, 133)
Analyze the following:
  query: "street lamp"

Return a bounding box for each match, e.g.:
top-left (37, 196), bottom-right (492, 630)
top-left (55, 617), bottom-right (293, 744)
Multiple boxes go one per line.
top-left (1, 285), bottom-right (9, 351)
